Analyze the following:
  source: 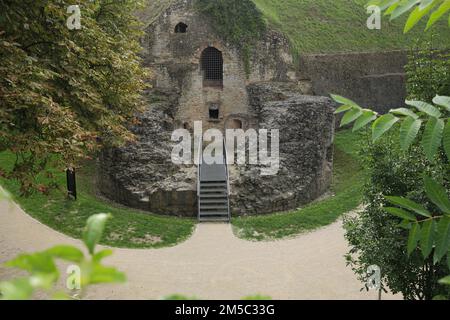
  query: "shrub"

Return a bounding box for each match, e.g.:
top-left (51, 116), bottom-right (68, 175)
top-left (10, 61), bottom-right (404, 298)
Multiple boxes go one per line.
top-left (344, 133), bottom-right (450, 300)
top-left (406, 38), bottom-right (450, 102)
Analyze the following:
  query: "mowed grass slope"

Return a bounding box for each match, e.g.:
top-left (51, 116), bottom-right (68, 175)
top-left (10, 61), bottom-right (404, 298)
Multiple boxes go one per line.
top-left (144, 0), bottom-right (450, 53)
top-left (253, 0), bottom-right (450, 54)
top-left (0, 154), bottom-right (196, 249)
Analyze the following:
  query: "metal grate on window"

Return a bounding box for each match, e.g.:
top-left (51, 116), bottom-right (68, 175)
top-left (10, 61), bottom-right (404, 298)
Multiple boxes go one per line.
top-left (201, 47), bottom-right (223, 87)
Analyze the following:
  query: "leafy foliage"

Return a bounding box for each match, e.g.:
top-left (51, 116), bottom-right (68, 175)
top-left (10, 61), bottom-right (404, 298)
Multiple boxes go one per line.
top-left (332, 94), bottom-right (450, 161)
top-left (195, 0), bottom-right (266, 76)
top-left (0, 0), bottom-right (148, 194)
top-left (334, 93), bottom-right (450, 294)
top-left (368, 0), bottom-right (450, 33)
top-left (385, 177), bottom-right (450, 262)
top-left (344, 134), bottom-right (450, 299)
top-left (0, 214), bottom-right (125, 300)
top-left (406, 44), bottom-right (450, 102)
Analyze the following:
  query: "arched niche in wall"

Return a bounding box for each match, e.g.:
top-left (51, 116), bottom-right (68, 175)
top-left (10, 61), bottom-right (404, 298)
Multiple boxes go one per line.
top-left (228, 119), bottom-right (243, 129)
top-left (225, 117), bottom-right (247, 130)
top-left (200, 47), bottom-right (223, 88)
top-left (174, 22), bottom-right (188, 33)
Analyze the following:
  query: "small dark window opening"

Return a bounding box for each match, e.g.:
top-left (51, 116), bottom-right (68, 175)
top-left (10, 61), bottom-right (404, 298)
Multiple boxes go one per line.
top-left (209, 104), bottom-right (219, 120)
top-left (175, 22), bottom-right (188, 33)
top-left (201, 47), bottom-right (223, 88)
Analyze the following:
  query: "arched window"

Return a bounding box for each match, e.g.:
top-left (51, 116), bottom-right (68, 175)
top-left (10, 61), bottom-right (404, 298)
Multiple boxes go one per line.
top-left (228, 119), bottom-right (243, 129)
top-left (175, 22), bottom-right (188, 33)
top-left (201, 47), bottom-right (223, 88)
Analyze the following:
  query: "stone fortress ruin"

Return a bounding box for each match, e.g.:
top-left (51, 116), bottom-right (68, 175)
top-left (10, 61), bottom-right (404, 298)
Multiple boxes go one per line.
top-left (98, 0), bottom-right (335, 220)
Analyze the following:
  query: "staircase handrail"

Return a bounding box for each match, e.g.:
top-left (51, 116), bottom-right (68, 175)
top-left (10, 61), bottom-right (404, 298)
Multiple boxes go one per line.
top-left (223, 137), bottom-right (231, 221)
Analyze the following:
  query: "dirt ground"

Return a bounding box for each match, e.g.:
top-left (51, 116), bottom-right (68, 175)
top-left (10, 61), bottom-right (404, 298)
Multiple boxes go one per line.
top-left (0, 197), bottom-right (401, 300)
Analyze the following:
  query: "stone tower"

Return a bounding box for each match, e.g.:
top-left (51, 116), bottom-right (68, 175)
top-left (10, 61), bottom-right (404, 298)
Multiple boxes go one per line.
top-left (98, 0), bottom-right (335, 217)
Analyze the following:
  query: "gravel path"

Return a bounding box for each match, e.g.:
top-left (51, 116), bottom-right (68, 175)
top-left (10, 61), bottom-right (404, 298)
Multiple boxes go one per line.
top-left (0, 197), bottom-right (401, 300)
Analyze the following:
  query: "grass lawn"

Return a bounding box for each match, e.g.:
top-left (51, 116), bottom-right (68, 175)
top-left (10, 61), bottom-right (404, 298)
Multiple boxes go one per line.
top-left (0, 154), bottom-right (196, 249)
top-left (144, 0), bottom-right (450, 54)
top-left (231, 129), bottom-right (366, 241)
top-left (0, 129), bottom-right (365, 246)
top-left (253, 0), bottom-right (450, 54)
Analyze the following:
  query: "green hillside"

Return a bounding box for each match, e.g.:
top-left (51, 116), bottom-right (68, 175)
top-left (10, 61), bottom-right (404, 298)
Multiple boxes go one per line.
top-left (143, 0), bottom-right (450, 54)
top-left (252, 0), bottom-right (450, 54)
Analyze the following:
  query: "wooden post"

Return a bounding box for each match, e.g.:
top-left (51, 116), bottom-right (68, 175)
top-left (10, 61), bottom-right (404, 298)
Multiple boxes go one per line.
top-left (66, 168), bottom-right (77, 200)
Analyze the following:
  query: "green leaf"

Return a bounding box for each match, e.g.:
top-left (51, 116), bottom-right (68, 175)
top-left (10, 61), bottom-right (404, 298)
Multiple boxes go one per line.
top-left (93, 249), bottom-right (114, 263)
top-left (28, 273), bottom-right (58, 290)
top-left (385, 196), bottom-right (432, 218)
top-left (424, 177), bottom-right (450, 214)
top-left (0, 278), bottom-right (33, 300)
top-left (46, 246), bottom-right (84, 263)
top-left (330, 94), bottom-right (360, 108)
top-left (341, 108), bottom-right (363, 127)
top-left (385, 2), bottom-right (401, 15)
top-left (426, 1), bottom-right (450, 30)
top-left (390, 107), bottom-right (419, 119)
top-left (5, 252), bottom-right (58, 274)
top-left (334, 105), bottom-right (352, 114)
top-left (434, 217), bottom-right (450, 264)
top-left (404, 2), bottom-right (437, 33)
top-left (400, 116), bottom-right (422, 150)
top-left (353, 110), bottom-right (377, 132)
top-left (406, 100), bottom-right (441, 118)
top-left (83, 213), bottom-right (111, 255)
top-left (433, 95), bottom-right (450, 112)
top-left (88, 264), bottom-right (126, 285)
top-left (384, 207), bottom-right (417, 221)
top-left (420, 219), bottom-right (435, 259)
top-left (439, 275), bottom-right (450, 285)
top-left (419, 0), bottom-right (436, 9)
top-left (372, 114), bottom-right (399, 142)
top-left (422, 117), bottom-right (444, 161)
top-left (391, 0), bottom-right (420, 20)
top-left (444, 120), bottom-right (450, 160)
top-left (408, 223), bottom-right (421, 256)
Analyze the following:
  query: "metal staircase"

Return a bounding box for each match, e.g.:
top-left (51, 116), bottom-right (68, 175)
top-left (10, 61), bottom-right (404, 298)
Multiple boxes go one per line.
top-left (197, 137), bottom-right (231, 222)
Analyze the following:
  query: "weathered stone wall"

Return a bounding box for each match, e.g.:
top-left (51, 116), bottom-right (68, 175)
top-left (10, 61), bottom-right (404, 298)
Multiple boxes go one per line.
top-left (98, 85), bottom-right (335, 217)
top-left (298, 50), bottom-right (407, 114)
top-left (98, 89), bottom-right (198, 217)
top-left (141, 0), bottom-right (296, 132)
top-left (97, 0), bottom-right (335, 217)
top-left (229, 83), bottom-right (335, 215)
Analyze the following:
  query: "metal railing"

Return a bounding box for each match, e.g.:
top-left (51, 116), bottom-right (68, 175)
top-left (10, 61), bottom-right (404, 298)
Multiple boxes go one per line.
top-left (222, 137), bottom-right (231, 221)
top-left (197, 135), bottom-right (202, 221)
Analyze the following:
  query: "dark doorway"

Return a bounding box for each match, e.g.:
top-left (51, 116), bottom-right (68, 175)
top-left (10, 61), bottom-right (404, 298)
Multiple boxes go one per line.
top-left (201, 47), bottom-right (223, 88)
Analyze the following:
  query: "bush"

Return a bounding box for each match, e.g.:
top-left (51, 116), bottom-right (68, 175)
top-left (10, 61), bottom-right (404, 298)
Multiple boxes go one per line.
top-left (344, 132), bottom-right (450, 300)
top-left (406, 38), bottom-right (450, 102)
